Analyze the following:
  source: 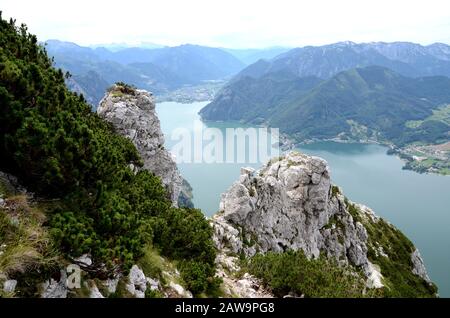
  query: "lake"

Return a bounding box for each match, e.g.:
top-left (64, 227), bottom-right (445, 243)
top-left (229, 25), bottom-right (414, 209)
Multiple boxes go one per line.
top-left (156, 101), bottom-right (450, 297)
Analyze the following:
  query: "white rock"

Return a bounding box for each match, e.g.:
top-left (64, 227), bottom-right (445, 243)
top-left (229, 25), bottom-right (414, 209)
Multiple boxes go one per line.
top-left (411, 249), bottom-right (432, 282)
top-left (98, 87), bottom-right (183, 205)
top-left (146, 277), bottom-right (160, 291)
top-left (105, 277), bottom-right (119, 294)
top-left (126, 265), bottom-right (147, 298)
top-left (3, 280), bottom-right (17, 293)
top-left (211, 151), bottom-right (430, 292)
top-left (365, 262), bottom-right (384, 289)
top-left (41, 270), bottom-right (68, 298)
top-left (169, 282), bottom-right (185, 296)
top-left (214, 152), bottom-right (361, 262)
top-left (169, 282), bottom-right (192, 298)
top-left (89, 283), bottom-right (104, 298)
top-left (74, 254), bottom-right (92, 267)
top-left (211, 152), bottom-right (436, 297)
top-left (240, 167), bottom-right (255, 176)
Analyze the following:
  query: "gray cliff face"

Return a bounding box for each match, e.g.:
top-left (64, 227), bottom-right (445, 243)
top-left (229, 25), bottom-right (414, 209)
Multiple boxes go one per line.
top-left (212, 151), bottom-right (432, 288)
top-left (97, 86), bottom-right (182, 205)
top-left (411, 249), bottom-right (431, 283)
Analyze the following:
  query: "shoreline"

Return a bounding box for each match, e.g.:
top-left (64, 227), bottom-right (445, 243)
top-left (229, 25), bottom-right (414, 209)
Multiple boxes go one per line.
top-left (285, 135), bottom-right (450, 177)
top-left (194, 113), bottom-right (450, 177)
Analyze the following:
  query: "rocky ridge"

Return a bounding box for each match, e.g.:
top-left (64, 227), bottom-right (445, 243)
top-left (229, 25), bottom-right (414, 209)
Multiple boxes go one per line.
top-left (211, 151), bottom-right (434, 294)
top-left (97, 85), bottom-right (186, 206)
top-left (0, 84), bottom-right (436, 297)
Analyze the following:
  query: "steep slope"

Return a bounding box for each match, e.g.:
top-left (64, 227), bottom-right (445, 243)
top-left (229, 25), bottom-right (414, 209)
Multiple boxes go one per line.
top-left (212, 152), bottom-right (437, 297)
top-left (200, 72), bottom-right (322, 123)
top-left (203, 42), bottom-right (450, 130)
top-left (202, 66), bottom-right (450, 145)
top-left (145, 44), bottom-right (245, 83)
top-left (0, 15), bottom-right (217, 297)
top-left (66, 70), bottom-right (110, 107)
top-left (356, 41), bottom-right (450, 75)
top-left (97, 84), bottom-right (183, 205)
top-left (235, 42), bottom-right (414, 80)
top-left (91, 44), bottom-right (245, 81)
top-left (223, 47), bottom-right (291, 65)
top-left (203, 42), bottom-right (450, 175)
top-left (270, 66), bottom-right (450, 142)
top-left (234, 41), bottom-right (450, 80)
top-left (45, 41), bottom-right (245, 105)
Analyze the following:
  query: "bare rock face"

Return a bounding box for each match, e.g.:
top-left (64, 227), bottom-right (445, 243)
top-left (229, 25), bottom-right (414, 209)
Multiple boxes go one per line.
top-left (212, 151), bottom-right (433, 289)
top-left (97, 86), bottom-right (182, 205)
top-left (411, 249), bottom-right (432, 283)
top-left (126, 265), bottom-right (147, 298)
top-left (214, 152), bottom-right (366, 262)
top-left (40, 270), bottom-right (68, 298)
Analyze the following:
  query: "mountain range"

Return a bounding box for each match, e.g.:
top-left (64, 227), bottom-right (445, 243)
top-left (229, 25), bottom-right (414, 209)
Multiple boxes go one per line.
top-left (234, 41), bottom-right (450, 80)
top-left (44, 40), bottom-right (248, 106)
top-left (222, 46), bottom-right (291, 65)
top-left (46, 39), bottom-right (450, 156)
top-left (200, 41), bottom-right (450, 148)
top-left (44, 41), bottom-right (292, 107)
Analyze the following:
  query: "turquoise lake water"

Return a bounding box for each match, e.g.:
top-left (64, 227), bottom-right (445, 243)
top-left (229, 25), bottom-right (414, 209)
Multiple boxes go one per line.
top-left (156, 101), bottom-right (450, 297)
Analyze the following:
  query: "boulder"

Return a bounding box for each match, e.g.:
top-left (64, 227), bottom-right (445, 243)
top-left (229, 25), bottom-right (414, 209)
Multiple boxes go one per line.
top-left (126, 265), bottom-right (147, 298)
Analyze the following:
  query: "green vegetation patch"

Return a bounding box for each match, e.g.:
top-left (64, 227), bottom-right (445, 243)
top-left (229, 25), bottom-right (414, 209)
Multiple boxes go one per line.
top-left (108, 82), bottom-right (137, 96)
top-left (406, 104), bottom-right (450, 128)
top-left (331, 185), bottom-right (341, 198)
top-left (346, 200), bottom-right (438, 297)
top-left (344, 199), bottom-right (363, 223)
top-left (0, 195), bottom-right (60, 297)
top-left (404, 158), bottom-right (450, 175)
top-left (243, 250), bottom-right (368, 298)
top-left (0, 14), bottom-right (218, 295)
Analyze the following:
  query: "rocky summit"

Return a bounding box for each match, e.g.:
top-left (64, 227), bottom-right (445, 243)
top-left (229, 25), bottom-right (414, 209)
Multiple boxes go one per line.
top-left (97, 85), bottom-right (183, 205)
top-left (212, 151), bottom-right (435, 294)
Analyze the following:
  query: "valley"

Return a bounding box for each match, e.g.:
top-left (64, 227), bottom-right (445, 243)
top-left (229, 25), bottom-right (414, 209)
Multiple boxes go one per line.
top-left (1, 7), bottom-right (449, 299)
top-left (155, 80), bottom-right (226, 103)
top-left (156, 101), bottom-right (450, 297)
top-left (201, 43), bottom-right (450, 176)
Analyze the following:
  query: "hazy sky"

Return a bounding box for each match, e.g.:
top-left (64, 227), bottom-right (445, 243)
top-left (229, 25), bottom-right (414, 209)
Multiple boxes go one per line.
top-left (1, 0), bottom-right (450, 48)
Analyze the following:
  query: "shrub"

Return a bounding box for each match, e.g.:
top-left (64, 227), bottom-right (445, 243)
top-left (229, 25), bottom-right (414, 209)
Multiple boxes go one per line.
top-left (109, 82), bottom-right (137, 96)
top-left (145, 288), bottom-right (163, 298)
top-left (0, 196), bottom-right (59, 297)
top-left (0, 15), bottom-right (160, 270)
top-left (363, 217), bottom-right (438, 297)
top-left (243, 250), bottom-right (367, 298)
top-left (152, 207), bottom-right (218, 295)
top-left (0, 13), bottom-right (218, 293)
top-left (331, 185), bottom-right (340, 197)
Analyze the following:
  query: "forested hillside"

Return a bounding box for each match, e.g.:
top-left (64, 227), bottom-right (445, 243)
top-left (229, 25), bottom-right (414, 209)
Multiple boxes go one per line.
top-left (0, 13), bottom-right (219, 296)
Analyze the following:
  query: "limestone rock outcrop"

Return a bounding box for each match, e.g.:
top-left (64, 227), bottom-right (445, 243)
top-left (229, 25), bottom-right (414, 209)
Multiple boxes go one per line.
top-left (40, 270), bottom-right (68, 298)
top-left (212, 151), bottom-right (433, 290)
top-left (97, 86), bottom-right (183, 205)
top-left (411, 249), bottom-right (432, 283)
top-left (126, 265), bottom-right (148, 298)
